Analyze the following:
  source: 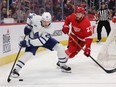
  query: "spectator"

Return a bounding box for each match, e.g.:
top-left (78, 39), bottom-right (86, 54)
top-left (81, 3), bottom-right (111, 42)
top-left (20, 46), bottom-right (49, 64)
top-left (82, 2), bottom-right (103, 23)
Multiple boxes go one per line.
top-left (1, 0), bottom-right (7, 8)
top-left (63, 0), bottom-right (74, 18)
top-left (1, 7), bottom-right (7, 19)
top-left (80, 1), bottom-right (86, 8)
top-left (108, 0), bottom-right (115, 10)
top-left (53, 3), bottom-right (63, 21)
top-left (45, 3), bottom-right (52, 15)
top-left (9, 2), bottom-right (17, 15)
top-left (108, 0), bottom-right (115, 17)
top-left (55, 10), bottom-right (62, 21)
top-left (7, 9), bottom-right (17, 21)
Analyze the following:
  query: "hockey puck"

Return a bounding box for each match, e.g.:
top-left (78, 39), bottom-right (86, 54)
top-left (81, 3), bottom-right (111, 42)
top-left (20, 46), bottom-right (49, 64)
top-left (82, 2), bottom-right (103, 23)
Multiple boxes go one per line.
top-left (19, 79), bottom-right (23, 81)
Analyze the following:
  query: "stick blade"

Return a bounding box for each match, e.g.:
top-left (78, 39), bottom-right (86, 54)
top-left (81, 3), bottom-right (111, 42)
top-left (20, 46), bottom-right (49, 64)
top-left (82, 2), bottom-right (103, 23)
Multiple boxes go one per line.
top-left (106, 68), bottom-right (116, 73)
top-left (7, 78), bottom-right (11, 83)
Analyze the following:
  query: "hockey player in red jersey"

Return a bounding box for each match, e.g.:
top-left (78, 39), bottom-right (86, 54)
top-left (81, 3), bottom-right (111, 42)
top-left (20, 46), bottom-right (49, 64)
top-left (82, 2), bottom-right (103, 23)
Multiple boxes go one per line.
top-left (62, 6), bottom-right (93, 58)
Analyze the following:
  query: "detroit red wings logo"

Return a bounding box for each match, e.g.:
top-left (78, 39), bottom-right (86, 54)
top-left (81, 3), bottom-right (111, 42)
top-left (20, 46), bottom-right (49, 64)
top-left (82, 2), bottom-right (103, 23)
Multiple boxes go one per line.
top-left (72, 26), bottom-right (81, 32)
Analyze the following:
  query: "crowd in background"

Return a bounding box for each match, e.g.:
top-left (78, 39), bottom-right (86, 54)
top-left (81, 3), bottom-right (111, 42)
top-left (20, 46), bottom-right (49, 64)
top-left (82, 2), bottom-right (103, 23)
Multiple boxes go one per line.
top-left (0, 0), bottom-right (116, 24)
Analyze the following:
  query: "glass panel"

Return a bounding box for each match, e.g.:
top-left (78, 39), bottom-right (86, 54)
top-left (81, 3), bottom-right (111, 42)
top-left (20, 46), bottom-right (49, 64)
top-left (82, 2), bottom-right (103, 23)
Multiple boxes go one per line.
top-left (0, 0), bottom-right (116, 24)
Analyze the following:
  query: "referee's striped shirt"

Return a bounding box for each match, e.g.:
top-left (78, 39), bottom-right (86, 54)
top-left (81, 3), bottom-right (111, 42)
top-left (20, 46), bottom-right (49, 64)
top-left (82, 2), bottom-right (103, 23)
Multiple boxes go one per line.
top-left (96, 8), bottom-right (111, 21)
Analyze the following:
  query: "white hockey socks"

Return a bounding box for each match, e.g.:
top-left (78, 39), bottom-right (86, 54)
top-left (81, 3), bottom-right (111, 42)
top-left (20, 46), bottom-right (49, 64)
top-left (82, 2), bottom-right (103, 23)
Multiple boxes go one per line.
top-left (14, 52), bottom-right (33, 72)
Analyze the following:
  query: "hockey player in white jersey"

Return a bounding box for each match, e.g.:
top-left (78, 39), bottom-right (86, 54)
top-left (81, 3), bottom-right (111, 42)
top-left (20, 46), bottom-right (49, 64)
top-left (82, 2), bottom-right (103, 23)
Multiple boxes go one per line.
top-left (11, 12), bottom-right (71, 78)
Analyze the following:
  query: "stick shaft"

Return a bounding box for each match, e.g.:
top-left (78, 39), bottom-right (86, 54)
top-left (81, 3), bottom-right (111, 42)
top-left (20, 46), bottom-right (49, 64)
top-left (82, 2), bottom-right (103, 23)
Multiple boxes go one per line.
top-left (7, 36), bottom-right (26, 82)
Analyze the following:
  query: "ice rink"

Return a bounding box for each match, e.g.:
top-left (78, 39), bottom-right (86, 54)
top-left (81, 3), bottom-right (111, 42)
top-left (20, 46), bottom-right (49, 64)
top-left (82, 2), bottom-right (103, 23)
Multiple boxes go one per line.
top-left (0, 43), bottom-right (116, 87)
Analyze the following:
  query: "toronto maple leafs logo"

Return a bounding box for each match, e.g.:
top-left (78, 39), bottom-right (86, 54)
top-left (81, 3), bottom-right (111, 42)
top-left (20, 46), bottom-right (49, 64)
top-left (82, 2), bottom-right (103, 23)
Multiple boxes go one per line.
top-left (46, 16), bottom-right (49, 18)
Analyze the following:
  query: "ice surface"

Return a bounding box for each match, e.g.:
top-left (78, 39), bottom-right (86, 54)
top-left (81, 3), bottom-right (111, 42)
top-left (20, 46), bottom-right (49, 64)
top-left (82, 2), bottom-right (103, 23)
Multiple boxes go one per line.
top-left (0, 43), bottom-right (116, 87)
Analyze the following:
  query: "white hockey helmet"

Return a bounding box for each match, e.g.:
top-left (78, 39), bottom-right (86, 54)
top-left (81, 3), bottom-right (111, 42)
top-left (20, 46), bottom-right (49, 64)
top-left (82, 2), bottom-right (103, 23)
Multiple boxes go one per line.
top-left (41, 12), bottom-right (52, 22)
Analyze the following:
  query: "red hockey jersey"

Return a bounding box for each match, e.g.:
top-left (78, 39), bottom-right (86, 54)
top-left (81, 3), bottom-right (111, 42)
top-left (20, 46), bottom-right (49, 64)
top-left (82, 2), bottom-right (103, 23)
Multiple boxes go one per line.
top-left (63, 13), bottom-right (93, 40)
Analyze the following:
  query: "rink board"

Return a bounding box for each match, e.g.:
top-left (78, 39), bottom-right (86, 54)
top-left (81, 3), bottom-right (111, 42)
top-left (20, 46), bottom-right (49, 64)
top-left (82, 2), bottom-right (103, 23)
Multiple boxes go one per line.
top-left (0, 21), bottom-right (114, 66)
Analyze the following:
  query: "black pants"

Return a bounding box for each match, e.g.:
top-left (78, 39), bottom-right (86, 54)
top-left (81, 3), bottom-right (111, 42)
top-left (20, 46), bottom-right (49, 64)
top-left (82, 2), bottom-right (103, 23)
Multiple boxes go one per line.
top-left (97, 21), bottom-right (111, 41)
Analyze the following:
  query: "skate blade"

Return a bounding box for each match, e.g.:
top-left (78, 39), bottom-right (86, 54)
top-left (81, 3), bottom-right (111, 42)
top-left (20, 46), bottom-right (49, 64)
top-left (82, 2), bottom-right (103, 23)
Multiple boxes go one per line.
top-left (11, 74), bottom-right (19, 78)
top-left (57, 66), bottom-right (61, 69)
top-left (61, 69), bottom-right (72, 73)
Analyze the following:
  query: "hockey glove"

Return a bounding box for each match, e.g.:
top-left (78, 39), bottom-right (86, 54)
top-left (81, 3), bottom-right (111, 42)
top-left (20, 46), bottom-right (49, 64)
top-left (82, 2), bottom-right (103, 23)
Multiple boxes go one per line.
top-left (19, 40), bottom-right (31, 47)
top-left (84, 47), bottom-right (90, 57)
top-left (24, 25), bottom-right (32, 35)
top-left (84, 38), bottom-right (93, 57)
top-left (62, 26), bottom-right (69, 34)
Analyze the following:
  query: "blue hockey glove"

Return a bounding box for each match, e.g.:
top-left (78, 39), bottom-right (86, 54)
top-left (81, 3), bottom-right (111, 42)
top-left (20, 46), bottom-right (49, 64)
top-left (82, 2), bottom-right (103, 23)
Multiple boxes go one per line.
top-left (19, 40), bottom-right (31, 47)
top-left (24, 25), bottom-right (32, 35)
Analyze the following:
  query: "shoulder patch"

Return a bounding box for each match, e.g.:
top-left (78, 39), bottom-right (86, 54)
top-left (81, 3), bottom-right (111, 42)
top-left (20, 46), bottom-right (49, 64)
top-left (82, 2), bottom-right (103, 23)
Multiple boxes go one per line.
top-left (28, 13), bottom-right (36, 19)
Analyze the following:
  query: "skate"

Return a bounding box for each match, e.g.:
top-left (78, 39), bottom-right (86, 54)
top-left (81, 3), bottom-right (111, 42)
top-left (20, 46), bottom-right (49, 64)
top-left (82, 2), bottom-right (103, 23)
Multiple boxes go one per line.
top-left (57, 62), bottom-right (71, 73)
top-left (11, 69), bottom-right (20, 78)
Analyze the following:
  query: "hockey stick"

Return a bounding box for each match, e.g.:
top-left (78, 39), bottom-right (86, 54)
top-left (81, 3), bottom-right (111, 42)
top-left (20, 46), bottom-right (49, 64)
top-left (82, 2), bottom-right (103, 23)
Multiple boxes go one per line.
top-left (68, 34), bottom-right (116, 73)
top-left (7, 35), bottom-right (26, 82)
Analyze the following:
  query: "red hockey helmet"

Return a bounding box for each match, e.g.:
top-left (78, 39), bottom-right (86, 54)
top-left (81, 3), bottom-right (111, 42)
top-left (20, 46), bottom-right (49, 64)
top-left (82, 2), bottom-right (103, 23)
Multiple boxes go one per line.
top-left (75, 7), bottom-right (85, 14)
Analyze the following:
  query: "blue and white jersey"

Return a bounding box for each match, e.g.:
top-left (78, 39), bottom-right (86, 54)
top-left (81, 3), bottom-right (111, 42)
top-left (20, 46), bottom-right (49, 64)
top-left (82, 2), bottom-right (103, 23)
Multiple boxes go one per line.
top-left (25, 13), bottom-right (53, 47)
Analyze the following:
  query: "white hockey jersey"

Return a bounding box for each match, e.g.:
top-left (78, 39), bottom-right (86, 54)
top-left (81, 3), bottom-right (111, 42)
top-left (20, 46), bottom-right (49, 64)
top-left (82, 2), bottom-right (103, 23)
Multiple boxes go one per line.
top-left (25, 13), bottom-right (52, 46)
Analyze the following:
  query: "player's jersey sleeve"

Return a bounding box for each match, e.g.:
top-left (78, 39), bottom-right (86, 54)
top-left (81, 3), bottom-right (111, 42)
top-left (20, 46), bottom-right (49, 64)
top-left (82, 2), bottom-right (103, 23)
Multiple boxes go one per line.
top-left (85, 23), bottom-right (92, 37)
top-left (63, 14), bottom-right (74, 27)
top-left (83, 19), bottom-right (93, 48)
top-left (26, 13), bottom-right (36, 25)
top-left (82, 18), bottom-right (93, 39)
top-left (95, 9), bottom-right (100, 21)
top-left (29, 32), bottom-right (51, 46)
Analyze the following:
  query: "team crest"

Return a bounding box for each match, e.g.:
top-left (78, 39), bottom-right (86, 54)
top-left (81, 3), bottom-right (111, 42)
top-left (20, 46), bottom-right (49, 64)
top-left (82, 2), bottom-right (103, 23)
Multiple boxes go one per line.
top-left (46, 16), bottom-right (48, 18)
top-left (72, 26), bottom-right (81, 32)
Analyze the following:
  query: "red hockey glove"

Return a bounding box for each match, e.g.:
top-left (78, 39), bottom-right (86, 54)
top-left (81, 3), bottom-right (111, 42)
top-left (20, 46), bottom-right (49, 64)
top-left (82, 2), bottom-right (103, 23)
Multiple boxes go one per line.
top-left (84, 38), bottom-right (93, 57)
top-left (62, 26), bottom-right (69, 34)
top-left (84, 47), bottom-right (90, 57)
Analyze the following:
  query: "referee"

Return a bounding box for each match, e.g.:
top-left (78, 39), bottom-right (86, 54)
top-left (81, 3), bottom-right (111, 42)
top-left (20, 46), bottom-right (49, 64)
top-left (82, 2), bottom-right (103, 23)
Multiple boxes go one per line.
top-left (96, 2), bottom-right (111, 43)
